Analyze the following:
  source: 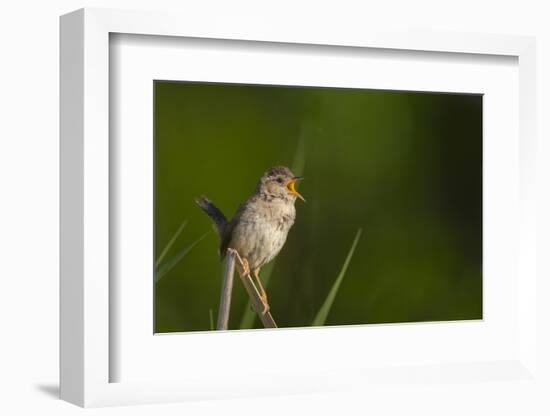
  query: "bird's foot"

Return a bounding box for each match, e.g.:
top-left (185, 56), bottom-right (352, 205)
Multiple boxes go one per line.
top-left (241, 258), bottom-right (250, 277)
top-left (228, 248), bottom-right (268, 315)
top-left (228, 248), bottom-right (250, 276)
top-left (260, 294), bottom-right (270, 315)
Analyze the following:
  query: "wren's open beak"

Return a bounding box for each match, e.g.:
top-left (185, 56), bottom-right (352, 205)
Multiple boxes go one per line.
top-left (286, 176), bottom-right (305, 202)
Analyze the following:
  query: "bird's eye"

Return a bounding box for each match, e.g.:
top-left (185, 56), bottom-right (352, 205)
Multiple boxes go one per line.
top-left (276, 177), bottom-right (284, 184)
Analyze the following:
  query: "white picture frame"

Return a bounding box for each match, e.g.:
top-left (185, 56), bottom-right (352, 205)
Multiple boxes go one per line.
top-left (60, 7), bottom-right (537, 407)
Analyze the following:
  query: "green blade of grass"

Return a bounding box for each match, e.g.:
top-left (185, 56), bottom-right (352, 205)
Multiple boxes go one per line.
top-left (209, 308), bottom-right (214, 331)
top-left (312, 228), bottom-right (363, 327)
top-left (155, 219), bottom-right (188, 268)
top-left (155, 231), bottom-right (210, 283)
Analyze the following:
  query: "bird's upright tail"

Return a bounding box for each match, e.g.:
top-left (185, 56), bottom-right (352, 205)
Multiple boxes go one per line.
top-left (195, 195), bottom-right (228, 236)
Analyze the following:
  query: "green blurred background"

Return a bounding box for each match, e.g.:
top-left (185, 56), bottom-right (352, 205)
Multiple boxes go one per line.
top-left (154, 81), bottom-right (482, 333)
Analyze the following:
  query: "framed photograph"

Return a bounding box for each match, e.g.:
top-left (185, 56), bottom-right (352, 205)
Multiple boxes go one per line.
top-left (60, 8), bottom-right (537, 407)
top-left (152, 80), bottom-right (482, 334)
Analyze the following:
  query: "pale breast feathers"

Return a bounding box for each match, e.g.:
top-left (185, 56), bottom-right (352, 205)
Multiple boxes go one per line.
top-left (226, 198), bottom-right (295, 270)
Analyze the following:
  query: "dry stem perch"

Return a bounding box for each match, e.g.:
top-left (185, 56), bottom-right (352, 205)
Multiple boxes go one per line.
top-left (216, 249), bottom-right (277, 329)
top-left (196, 166), bottom-right (305, 329)
top-left (216, 249), bottom-right (236, 330)
top-left (230, 248), bottom-right (277, 328)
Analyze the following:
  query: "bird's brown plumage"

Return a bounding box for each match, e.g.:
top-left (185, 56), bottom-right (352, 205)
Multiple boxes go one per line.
top-left (196, 166), bottom-right (303, 271)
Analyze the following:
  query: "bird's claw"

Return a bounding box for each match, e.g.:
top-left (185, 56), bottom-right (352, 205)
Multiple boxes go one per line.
top-left (241, 259), bottom-right (250, 277)
top-left (228, 248), bottom-right (250, 276)
top-left (260, 294), bottom-right (270, 314)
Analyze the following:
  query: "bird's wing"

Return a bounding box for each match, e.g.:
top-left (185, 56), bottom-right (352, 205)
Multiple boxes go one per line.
top-left (219, 199), bottom-right (251, 260)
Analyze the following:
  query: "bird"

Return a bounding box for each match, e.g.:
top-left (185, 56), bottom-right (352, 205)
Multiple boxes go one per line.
top-left (195, 166), bottom-right (305, 314)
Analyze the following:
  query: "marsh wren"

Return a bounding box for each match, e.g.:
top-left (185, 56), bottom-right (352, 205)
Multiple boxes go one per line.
top-left (196, 166), bottom-right (305, 313)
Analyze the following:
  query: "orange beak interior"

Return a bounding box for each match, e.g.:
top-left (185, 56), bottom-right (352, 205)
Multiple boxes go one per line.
top-left (286, 178), bottom-right (305, 202)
